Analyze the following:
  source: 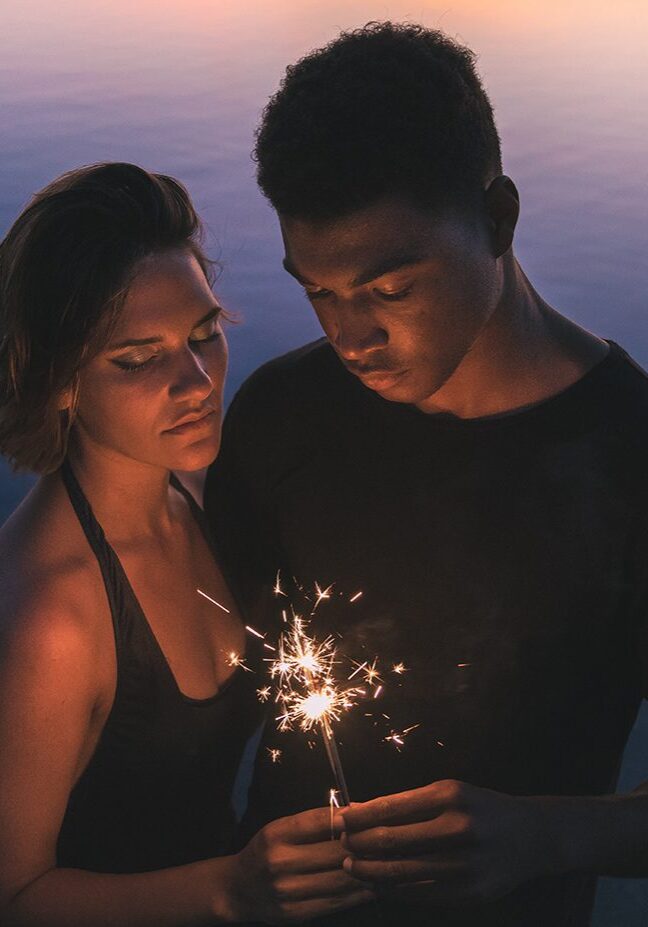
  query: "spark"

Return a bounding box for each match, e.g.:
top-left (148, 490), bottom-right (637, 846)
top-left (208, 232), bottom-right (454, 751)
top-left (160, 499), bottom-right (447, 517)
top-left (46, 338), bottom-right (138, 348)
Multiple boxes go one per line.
top-left (437, 740), bottom-right (445, 747)
top-left (392, 662), bottom-right (408, 675)
top-left (227, 651), bottom-right (252, 672)
top-left (268, 748), bottom-right (282, 763)
top-left (274, 571), bottom-right (287, 597)
top-left (313, 582), bottom-right (334, 611)
top-left (363, 658), bottom-right (382, 686)
top-left (256, 686), bottom-right (271, 702)
top-left (384, 723), bottom-right (420, 751)
top-left (373, 685), bottom-right (383, 699)
top-left (457, 663), bottom-right (471, 668)
top-left (348, 661), bottom-right (368, 680)
top-left (246, 625), bottom-right (265, 639)
top-left (349, 591), bottom-right (363, 603)
top-left (197, 588), bottom-right (230, 613)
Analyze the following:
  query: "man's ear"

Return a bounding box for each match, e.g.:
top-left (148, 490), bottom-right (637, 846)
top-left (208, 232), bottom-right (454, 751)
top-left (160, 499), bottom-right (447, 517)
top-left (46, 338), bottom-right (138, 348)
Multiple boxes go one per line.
top-left (484, 175), bottom-right (520, 258)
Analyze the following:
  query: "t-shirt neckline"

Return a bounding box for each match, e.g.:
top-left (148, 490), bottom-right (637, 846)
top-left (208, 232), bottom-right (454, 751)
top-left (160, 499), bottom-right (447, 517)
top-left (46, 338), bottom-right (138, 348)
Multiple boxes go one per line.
top-left (361, 339), bottom-right (621, 430)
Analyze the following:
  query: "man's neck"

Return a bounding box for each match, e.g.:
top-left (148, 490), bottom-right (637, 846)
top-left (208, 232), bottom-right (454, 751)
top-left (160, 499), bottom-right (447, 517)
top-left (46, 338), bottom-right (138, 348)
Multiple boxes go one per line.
top-left (416, 255), bottom-right (609, 419)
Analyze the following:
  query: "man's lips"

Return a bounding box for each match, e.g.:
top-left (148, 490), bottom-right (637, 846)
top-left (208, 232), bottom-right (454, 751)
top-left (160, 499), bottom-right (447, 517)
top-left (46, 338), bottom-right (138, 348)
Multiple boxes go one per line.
top-left (345, 365), bottom-right (406, 389)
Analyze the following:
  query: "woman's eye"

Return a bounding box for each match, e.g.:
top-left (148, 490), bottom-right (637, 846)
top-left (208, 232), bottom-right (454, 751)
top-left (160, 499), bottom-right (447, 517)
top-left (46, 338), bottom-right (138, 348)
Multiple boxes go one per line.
top-left (189, 319), bottom-right (221, 345)
top-left (113, 355), bottom-right (156, 373)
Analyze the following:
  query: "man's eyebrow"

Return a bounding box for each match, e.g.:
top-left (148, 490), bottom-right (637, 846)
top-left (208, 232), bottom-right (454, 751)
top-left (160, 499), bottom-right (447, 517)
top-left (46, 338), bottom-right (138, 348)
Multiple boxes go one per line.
top-left (349, 253), bottom-right (427, 289)
top-left (107, 305), bottom-right (221, 351)
top-left (282, 253), bottom-right (426, 290)
top-left (282, 258), bottom-right (311, 285)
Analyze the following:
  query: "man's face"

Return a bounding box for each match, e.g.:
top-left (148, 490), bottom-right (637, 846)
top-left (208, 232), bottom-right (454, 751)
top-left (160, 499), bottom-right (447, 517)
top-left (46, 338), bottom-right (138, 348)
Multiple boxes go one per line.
top-left (280, 196), bottom-right (504, 408)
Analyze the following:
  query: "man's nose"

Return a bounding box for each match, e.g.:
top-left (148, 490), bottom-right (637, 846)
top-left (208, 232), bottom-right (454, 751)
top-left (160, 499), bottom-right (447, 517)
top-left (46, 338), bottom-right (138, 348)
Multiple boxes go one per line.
top-left (334, 306), bottom-right (388, 360)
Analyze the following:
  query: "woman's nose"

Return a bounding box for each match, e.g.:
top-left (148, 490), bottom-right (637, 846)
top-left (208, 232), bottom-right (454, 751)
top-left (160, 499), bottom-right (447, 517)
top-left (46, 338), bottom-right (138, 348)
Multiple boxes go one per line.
top-left (169, 347), bottom-right (214, 402)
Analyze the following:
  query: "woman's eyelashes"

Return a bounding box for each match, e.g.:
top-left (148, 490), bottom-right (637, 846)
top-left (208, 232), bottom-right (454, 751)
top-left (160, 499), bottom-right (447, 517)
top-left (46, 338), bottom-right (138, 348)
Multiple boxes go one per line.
top-left (111, 321), bottom-right (222, 373)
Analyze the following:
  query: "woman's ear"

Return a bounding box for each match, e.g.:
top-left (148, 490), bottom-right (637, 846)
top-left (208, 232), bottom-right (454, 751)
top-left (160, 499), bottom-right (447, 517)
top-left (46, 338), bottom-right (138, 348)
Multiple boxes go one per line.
top-left (57, 389), bottom-right (72, 412)
top-left (56, 380), bottom-right (78, 413)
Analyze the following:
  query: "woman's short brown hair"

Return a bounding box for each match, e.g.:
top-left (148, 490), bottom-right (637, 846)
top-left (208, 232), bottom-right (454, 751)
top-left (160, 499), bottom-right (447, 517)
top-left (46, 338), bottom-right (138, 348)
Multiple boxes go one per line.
top-left (0, 162), bottom-right (215, 473)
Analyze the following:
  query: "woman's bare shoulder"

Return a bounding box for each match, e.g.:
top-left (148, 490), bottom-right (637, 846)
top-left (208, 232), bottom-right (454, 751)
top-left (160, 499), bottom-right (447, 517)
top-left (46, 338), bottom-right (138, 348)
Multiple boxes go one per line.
top-left (0, 473), bottom-right (108, 655)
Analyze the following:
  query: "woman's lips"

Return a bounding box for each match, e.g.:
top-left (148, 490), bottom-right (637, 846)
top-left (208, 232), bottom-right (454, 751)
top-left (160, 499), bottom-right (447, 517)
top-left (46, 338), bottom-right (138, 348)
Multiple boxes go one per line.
top-left (163, 409), bottom-right (217, 436)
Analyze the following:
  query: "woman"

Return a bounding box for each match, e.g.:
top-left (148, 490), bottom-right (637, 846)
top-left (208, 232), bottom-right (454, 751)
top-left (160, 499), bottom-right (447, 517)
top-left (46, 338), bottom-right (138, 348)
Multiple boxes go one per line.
top-left (0, 163), bottom-right (372, 925)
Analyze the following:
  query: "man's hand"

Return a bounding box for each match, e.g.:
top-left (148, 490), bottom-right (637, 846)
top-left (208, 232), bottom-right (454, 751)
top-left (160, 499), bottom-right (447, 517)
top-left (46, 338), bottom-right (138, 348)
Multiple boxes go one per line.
top-left (226, 806), bottom-right (374, 923)
top-left (338, 780), bottom-right (557, 906)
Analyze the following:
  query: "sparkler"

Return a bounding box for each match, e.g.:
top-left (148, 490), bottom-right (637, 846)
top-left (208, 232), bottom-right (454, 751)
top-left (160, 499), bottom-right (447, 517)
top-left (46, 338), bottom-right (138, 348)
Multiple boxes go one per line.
top-left (269, 612), bottom-right (358, 805)
top-left (198, 581), bottom-right (421, 809)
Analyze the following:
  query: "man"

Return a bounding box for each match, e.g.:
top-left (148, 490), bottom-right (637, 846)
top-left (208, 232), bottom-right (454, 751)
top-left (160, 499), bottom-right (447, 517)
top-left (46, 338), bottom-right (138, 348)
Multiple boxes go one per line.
top-left (205, 22), bottom-right (648, 926)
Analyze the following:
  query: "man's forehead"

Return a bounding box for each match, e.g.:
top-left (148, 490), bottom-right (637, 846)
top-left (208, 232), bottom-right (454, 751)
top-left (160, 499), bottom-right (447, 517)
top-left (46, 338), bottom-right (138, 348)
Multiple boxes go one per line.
top-left (280, 202), bottom-right (461, 286)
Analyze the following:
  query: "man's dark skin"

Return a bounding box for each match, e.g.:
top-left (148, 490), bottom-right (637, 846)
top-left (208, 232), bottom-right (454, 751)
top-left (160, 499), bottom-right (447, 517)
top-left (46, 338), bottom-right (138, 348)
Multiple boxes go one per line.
top-left (274, 175), bottom-right (648, 905)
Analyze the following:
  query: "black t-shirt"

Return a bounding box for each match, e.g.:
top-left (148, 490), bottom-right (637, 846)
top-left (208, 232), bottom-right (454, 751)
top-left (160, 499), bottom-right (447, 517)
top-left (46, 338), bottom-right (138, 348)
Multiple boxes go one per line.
top-left (204, 338), bottom-right (648, 927)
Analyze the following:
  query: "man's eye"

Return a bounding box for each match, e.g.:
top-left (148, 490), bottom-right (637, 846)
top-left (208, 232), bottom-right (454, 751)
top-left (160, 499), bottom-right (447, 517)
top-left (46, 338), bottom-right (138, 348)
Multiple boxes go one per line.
top-left (375, 286), bottom-right (413, 302)
top-left (303, 288), bottom-right (331, 301)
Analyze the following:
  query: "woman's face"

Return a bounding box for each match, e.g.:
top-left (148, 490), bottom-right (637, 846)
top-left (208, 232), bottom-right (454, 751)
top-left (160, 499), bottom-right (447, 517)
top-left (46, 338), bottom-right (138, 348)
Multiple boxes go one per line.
top-left (73, 247), bottom-right (227, 473)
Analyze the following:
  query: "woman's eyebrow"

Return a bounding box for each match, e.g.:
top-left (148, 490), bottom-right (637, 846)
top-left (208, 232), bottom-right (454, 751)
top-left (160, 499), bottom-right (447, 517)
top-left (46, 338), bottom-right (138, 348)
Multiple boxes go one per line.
top-left (108, 306), bottom-right (221, 350)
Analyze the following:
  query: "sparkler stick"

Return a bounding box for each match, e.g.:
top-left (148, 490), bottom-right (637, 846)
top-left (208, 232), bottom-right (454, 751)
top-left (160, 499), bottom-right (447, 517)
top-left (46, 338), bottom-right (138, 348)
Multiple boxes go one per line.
top-left (321, 717), bottom-right (350, 806)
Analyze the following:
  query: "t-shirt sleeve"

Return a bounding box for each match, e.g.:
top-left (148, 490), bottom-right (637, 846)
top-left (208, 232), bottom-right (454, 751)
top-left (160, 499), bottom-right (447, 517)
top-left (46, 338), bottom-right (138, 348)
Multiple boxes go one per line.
top-left (204, 383), bottom-right (281, 622)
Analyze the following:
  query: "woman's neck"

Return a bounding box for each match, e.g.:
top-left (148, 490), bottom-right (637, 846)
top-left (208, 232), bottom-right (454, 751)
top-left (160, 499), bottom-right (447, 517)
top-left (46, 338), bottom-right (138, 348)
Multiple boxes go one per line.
top-left (65, 438), bottom-right (178, 544)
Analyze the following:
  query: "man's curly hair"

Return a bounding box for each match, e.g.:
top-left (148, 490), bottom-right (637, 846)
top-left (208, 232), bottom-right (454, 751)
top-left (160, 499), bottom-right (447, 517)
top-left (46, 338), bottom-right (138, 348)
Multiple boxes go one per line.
top-left (255, 22), bottom-right (502, 220)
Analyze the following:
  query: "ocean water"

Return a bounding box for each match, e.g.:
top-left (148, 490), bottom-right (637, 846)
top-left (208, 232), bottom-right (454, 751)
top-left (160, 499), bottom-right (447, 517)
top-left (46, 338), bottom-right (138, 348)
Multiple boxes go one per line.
top-left (1, 1), bottom-right (647, 921)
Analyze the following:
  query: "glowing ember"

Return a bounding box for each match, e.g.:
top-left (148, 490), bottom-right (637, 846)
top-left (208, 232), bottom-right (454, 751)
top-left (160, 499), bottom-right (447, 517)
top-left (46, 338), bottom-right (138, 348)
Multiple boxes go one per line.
top-left (329, 788), bottom-right (341, 839)
top-left (268, 748), bottom-right (282, 763)
top-left (392, 662), bottom-right (408, 675)
top-left (256, 686), bottom-right (271, 702)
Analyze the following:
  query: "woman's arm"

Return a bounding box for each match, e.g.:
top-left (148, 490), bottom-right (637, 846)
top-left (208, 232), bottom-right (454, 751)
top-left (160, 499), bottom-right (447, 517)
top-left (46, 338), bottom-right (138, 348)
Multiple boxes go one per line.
top-left (0, 587), bottom-right (371, 927)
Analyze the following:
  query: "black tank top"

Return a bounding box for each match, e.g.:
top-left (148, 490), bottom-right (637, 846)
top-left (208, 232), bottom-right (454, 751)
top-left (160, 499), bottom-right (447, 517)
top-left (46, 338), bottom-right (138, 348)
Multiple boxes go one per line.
top-left (56, 460), bottom-right (264, 873)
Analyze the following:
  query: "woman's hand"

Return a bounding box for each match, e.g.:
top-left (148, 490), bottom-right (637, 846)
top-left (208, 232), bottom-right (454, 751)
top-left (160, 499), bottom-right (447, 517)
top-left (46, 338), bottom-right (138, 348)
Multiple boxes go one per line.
top-left (224, 807), bottom-right (375, 923)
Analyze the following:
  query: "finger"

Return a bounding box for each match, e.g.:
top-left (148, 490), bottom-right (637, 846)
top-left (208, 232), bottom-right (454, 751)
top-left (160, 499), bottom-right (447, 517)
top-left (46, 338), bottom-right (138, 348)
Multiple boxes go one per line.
top-left (340, 780), bottom-right (464, 833)
top-left (274, 806), bottom-right (341, 844)
top-left (279, 840), bottom-right (348, 874)
top-left (286, 889), bottom-right (375, 922)
top-left (277, 868), bottom-right (370, 902)
top-left (343, 854), bottom-right (466, 884)
top-left (343, 812), bottom-right (473, 857)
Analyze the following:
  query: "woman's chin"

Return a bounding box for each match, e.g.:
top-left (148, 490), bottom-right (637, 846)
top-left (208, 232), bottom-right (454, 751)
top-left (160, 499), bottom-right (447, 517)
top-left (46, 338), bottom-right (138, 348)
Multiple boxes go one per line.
top-left (170, 434), bottom-right (222, 472)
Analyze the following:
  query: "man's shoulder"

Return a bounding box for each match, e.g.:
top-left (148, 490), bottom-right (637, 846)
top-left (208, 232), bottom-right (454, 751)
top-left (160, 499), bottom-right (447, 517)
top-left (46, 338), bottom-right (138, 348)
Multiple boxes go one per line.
top-left (605, 341), bottom-right (648, 430)
top-left (227, 338), bottom-right (348, 423)
top-left (238, 338), bottom-right (339, 394)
